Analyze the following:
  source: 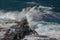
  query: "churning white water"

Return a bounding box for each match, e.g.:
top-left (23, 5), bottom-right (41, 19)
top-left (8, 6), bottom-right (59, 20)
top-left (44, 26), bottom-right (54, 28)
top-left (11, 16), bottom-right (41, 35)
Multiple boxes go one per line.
top-left (25, 6), bottom-right (60, 39)
top-left (0, 5), bottom-right (60, 40)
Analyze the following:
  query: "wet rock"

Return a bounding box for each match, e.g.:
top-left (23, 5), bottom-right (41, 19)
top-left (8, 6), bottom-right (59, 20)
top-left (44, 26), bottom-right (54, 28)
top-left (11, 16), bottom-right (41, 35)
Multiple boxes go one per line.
top-left (1, 29), bottom-right (16, 40)
top-left (0, 28), bottom-right (3, 31)
top-left (14, 19), bottom-right (31, 39)
top-left (49, 38), bottom-right (57, 40)
top-left (1, 18), bottom-right (36, 40)
top-left (1, 18), bottom-right (58, 40)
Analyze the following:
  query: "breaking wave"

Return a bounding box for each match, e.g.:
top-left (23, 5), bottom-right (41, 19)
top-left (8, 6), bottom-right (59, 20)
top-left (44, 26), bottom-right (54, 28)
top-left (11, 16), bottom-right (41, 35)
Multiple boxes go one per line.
top-left (25, 5), bottom-right (60, 39)
top-left (0, 5), bottom-right (60, 39)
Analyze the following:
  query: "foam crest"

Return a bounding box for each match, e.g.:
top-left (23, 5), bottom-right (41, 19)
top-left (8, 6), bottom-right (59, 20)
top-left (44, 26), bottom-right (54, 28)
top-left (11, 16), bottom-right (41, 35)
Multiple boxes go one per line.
top-left (0, 5), bottom-right (60, 39)
top-left (0, 8), bottom-right (30, 21)
top-left (26, 5), bottom-right (53, 26)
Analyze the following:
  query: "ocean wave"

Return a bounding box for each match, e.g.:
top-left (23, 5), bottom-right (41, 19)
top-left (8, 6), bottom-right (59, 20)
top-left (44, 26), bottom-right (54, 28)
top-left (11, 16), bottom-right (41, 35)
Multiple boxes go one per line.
top-left (0, 5), bottom-right (60, 39)
top-left (25, 5), bottom-right (60, 39)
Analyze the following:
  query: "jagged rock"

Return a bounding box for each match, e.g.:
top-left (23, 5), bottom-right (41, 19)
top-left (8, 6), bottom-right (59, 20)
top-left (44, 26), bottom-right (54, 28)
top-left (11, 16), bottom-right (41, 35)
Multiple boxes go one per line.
top-left (1, 18), bottom-right (58, 40)
top-left (1, 18), bottom-right (37, 40)
top-left (1, 29), bottom-right (16, 40)
top-left (13, 19), bottom-right (31, 40)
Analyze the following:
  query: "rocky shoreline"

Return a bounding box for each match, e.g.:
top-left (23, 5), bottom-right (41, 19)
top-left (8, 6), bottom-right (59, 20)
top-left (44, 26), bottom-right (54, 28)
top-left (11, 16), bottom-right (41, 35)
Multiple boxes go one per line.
top-left (0, 19), bottom-right (58, 40)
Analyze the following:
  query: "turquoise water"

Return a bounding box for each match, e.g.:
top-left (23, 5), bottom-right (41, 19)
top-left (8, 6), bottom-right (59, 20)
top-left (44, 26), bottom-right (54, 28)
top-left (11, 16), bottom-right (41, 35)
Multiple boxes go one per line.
top-left (0, 0), bottom-right (60, 39)
top-left (0, 0), bottom-right (60, 12)
top-left (0, 0), bottom-right (60, 23)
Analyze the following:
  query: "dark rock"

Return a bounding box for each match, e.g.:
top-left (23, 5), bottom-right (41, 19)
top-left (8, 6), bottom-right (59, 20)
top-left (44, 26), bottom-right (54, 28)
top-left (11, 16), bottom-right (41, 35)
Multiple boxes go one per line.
top-left (35, 35), bottom-right (49, 38)
top-left (14, 19), bottom-right (31, 39)
top-left (49, 38), bottom-right (57, 40)
top-left (1, 29), bottom-right (16, 40)
top-left (1, 18), bottom-right (37, 40)
top-left (1, 18), bottom-right (58, 40)
top-left (0, 28), bottom-right (3, 31)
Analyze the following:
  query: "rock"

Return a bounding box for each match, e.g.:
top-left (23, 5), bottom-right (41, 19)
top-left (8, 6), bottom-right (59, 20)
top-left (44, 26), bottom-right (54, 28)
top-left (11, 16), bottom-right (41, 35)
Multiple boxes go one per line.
top-left (1, 18), bottom-right (58, 40)
top-left (1, 18), bottom-right (37, 40)
top-left (1, 29), bottom-right (16, 40)
top-left (22, 35), bottom-right (58, 40)
top-left (49, 38), bottom-right (57, 40)
top-left (0, 28), bottom-right (3, 31)
top-left (15, 19), bottom-right (31, 38)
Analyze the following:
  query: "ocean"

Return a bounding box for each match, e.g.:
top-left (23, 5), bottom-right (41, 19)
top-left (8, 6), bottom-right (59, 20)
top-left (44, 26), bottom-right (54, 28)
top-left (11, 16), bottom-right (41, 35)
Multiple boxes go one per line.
top-left (0, 0), bottom-right (60, 40)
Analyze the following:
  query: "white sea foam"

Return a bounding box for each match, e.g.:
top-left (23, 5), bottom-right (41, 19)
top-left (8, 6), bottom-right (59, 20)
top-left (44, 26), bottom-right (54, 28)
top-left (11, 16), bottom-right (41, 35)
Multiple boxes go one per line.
top-left (0, 5), bottom-right (60, 39)
top-left (0, 8), bottom-right (29, 21)
top-left (26, 2), bottom-right (38, 5)
top-left (25, 5), bottom-right (60, 39)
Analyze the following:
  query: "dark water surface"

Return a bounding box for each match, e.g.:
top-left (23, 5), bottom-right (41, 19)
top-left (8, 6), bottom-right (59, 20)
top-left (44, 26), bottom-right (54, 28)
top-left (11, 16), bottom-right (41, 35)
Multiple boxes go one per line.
top-left (0, 0), bottom-right (60, 23)
top-left (0, 0), bottom-right (60, 12)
